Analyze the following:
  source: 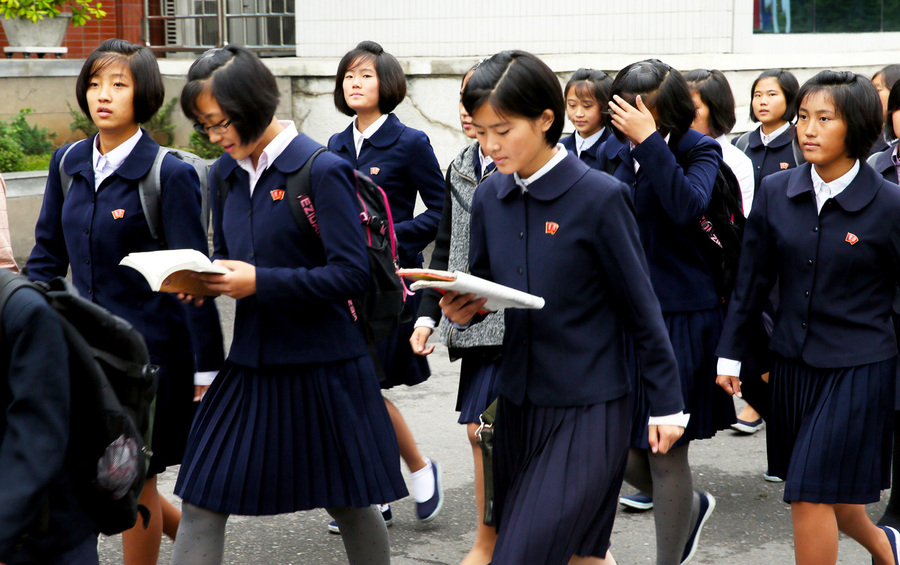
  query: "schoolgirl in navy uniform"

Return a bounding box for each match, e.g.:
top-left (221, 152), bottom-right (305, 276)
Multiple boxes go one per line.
top-left (328, 40), bottom-right (445, 526)
top-left (598, 59), bottom-right (734, 565)
top-left (410, 63), bottom-right (500, 565)
top-left (717, 70), bottom-right (900, 565)
top-left (868, 79), bottom-right (900, 530)
top-left (171, 45), bottom-right (405, 565)
top-left (25, 38), bottom-right (225, 565)
top-left (733, 69), bottom-right (805, 193)
top-left (442, 50), bottom-right (686, 565)
top-left (561, 68), bottom-right (613, 170)
top-left (871, 65), bottom-right (900, 155)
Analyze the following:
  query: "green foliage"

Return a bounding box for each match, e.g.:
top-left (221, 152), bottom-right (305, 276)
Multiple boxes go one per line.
top-left (19, 153), bottom-right (52, 171)
top-left (188, 130), bottom-right (224, 160)
top-left (144, 97), bottom-right (178, 147)
top-left (68, 101), bottom-right (97, 138)
top-left (0, 0), bottom-right (107, 27)
top-left (7, 108), bottom-right (56, 155)
top-left (0, 122), bottom-right (26, 173)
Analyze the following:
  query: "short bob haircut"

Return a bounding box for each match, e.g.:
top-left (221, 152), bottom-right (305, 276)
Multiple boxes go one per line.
top-left (874, 64), bottom-right (900, 90)
top-left (685, 68), bottom-right (737, 138)
top-left (461, 50), bottom-right (565, 147)
top-left (333, 41), bottom-right (407, 116)
top-left (749, 69), bottom-right (800, 123)
top-left (885, 80), bottom-right (900, 142)
top-left (564, 68), bottom-right (613, 107)
top-left (605, 59), bottom-right (696, 145)
top-left (75, 38), bottom-right (164, 125)
top-left (181, 45), bottom-right (279, 145)
top-left (797, 70), bottom-right (883, 161)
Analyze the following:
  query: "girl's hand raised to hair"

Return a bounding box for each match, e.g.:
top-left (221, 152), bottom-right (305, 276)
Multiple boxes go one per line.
top-left (439, 290), bottom-right (487, 326)
top-left (608, 94), bottom-right (658, 145)
top-left (196, 260), bottom-right (257, 299)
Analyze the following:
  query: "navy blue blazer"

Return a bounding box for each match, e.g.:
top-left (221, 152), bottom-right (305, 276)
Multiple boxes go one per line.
top-left (717, 162), bottom-right (900, 368)
top-left (598, 129), bottom-right (722, 312)
top-left (0, 286), bottom-right (95, 562)
top-left (328, 113), bottom-right (444, 267)
top-left (468, 152), bottom-right (684, 413)
top-left (212, 133), bottom-right (371, 368)
top-left (734, 124), bottom-right (804, 193)
top-left (27, 131), bottom-right (223, 370)
top-left (560, 128), bottom-right (611, 170)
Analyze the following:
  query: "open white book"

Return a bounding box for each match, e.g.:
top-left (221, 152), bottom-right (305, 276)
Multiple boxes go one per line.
top-left (119, 249), bottom-right (231, 296)
top-left (398, 268), bottom-right (544, 312)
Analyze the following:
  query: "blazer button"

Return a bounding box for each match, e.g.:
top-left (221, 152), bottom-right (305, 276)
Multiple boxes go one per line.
top-left (813, 227), bottom-right (819, 232)
top-left (801, 322), bottom-right (808, 329)
top-left (517, 267), bottom-right (523, 275)
top-left (807, 259), bottom-right (813, 266)
top-left (519, 232), bottom-right (524, 239)
top-left (804, 290), bottom-right (810, 297)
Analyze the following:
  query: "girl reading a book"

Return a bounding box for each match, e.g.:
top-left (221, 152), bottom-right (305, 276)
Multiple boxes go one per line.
top-left (170, 45), bottom-right (404, 565)
top-left (440, 49), bottom-right (685, 565)
top-left (25, 38), bottom-right (225, 565)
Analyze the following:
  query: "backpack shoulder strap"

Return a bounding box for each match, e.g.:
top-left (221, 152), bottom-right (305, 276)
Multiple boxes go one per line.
top-left (286, 147), bottom-right (328, 237)
top-left (58, 140), bottom-right (85, 198)
top-left (791, 136), bottom-right (805, 167)
top-left (138, 146), bottom-right (169, 247)
top-left (734, 131), bottom-right (752, 153)
top-left (0, 270), bottom-right (40, 343)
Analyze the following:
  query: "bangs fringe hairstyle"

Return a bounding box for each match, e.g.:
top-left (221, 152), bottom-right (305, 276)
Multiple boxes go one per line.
top-left (564, 68), bottom-right (613, 107)
top-left (749, 69), bottom-right (800, 123)
top-left (181, 45), bottom-right (279, 145)
top-left (606, 59), bottom-right (695, 144)
top-left (75, 38), bottom-right (164, 125)
top-left (874, 64), bottom-right (900, 90)
top-left (797, 70), bottom-right (883, 161)
top-left (334, 40), bottom-right (407, 116)
top-left (885, 80), bottom-right (900, 142)
top-left (685, 68), bottom-right (737, 138)
top-left (461, 50), bottom-right (565, 146)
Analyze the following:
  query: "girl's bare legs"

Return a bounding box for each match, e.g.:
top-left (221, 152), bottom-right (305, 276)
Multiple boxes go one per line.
top-left (834, 503), bottom-right (894, 565)
top-left (792, 502), bottom-right (838, 565)
top-left (460, 422), bottom-right (497, 565)
top-left (384, 397), bottom-right (427, 473)
top-left (123, 475), bottom-right (163, 565)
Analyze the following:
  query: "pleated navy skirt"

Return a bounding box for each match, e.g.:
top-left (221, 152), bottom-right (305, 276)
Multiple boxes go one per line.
top-left (375, 291), bottom-right (430, 389)
top-left (630, 308), bottom-right (735, 449)
top-left (456, 357), bottom-right (501, 424)
top-left (174, 357), bottom-right (408, 516)
top-left (491, 394), bottom-right (631, 564)
top-left (770, 355), bottom-right (895, 504)
top-left (147, 350), bottom-right (196, 476)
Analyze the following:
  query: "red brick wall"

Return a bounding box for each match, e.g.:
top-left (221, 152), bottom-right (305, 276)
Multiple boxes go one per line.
top-left (0, 4), bottom-right (144, 59)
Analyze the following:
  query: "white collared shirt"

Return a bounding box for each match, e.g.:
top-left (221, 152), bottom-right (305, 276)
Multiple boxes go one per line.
top-left (811, 159), bottom-right (859, 214)
top-left (236, 120), bottom-right (298, 195)
top-left (575, 128), bottom-right (605, 157)
top-left (514, 145), bottom-right (567, 192)
top-left (92, 129), bottom-right (143, 191)
top-left (478, 147), bottom-right (494, 179)
top-left (760, 122), bottom-right (791, 146)
top-left (352, 114), bottom-right (389, 157)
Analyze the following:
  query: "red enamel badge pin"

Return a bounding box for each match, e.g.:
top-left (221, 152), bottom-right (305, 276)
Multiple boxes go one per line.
top-left (370, 167), bottom-right (380, 175)
top-left (271, 189), bottom-right (285, 201)
top-left (845, 233), bottom-right (859, 245)
top-left (111, 209), bottom-right (125, 219)
top-left (545, 222), bottom-right (559, 235)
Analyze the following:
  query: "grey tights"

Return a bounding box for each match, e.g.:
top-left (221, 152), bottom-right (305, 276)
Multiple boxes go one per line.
top-left (624, 445), bottom-right (699, 565)
top-left (171, 503), bottom-right (390, 565)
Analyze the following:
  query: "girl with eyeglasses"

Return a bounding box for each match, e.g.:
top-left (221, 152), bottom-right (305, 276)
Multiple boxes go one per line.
top-left (598, 58), bottom-right (734, 565)
top-left (26, 38), bottom-right (225, 565)
top-left (170, 45), bottom-right (405, 565)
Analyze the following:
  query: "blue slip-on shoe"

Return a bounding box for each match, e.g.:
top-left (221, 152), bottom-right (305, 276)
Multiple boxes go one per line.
top-left (416, 460), bottom-right (443, 522)
top-left (879, 526), bottom-right (900, 565)
top-left (763, 470), bottom-right (784, 483)
top-left (730, 417), bottom-right (764, 434)
top-left (681, 491), bottom-right (716, 565)
top-left (328, 505), bottom-right (393, 534)
top-left (619, 492), bottom-right (654, 511)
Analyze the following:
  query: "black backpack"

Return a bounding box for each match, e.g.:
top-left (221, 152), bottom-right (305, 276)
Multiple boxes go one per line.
top-left (603, 149), bottom-right (746, 307)
top-left (214, 148), bottom-right (407, 344)
top-left (0, 271), bottom-right (158, 536)
top-left (59, 141), bottom-right (211, 248)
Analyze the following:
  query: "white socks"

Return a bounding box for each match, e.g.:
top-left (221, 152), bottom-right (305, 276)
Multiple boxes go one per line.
top-left (411, 457), bottom-right (435, 503)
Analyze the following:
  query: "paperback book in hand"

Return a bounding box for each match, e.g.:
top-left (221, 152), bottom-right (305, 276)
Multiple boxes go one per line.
top-left (119, 249), bottom-right (231, 296)
top-left (398, 268), bottom-right (545, 312)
